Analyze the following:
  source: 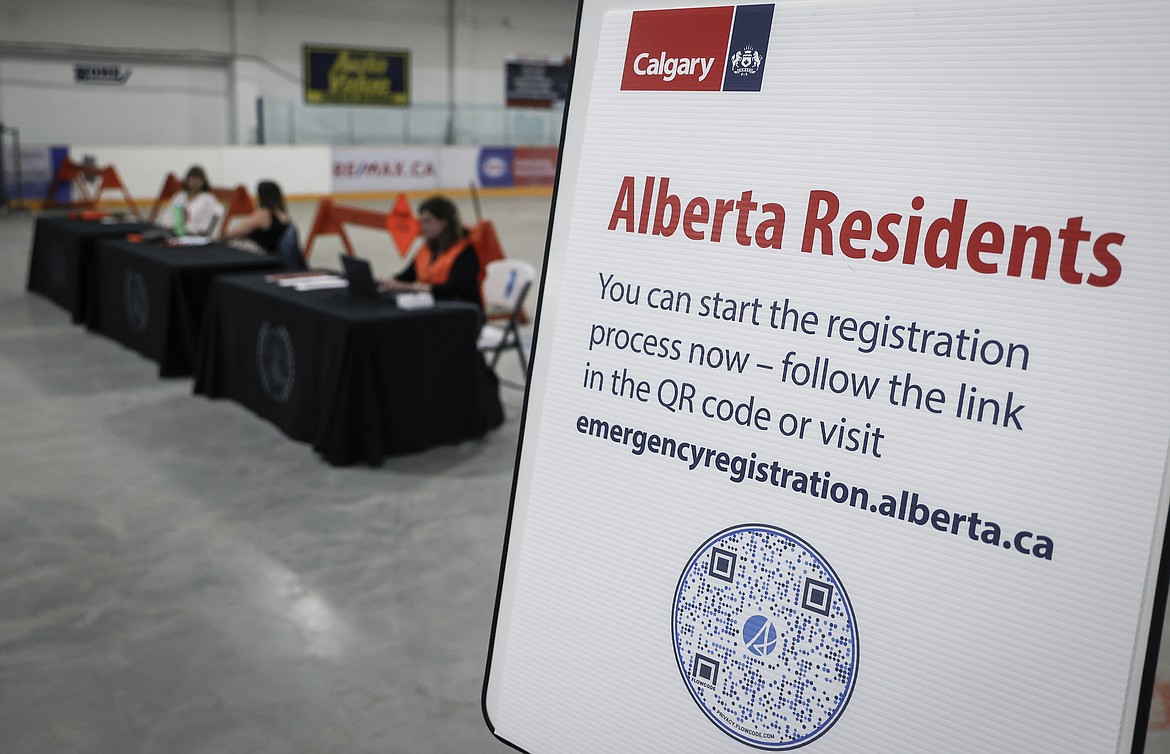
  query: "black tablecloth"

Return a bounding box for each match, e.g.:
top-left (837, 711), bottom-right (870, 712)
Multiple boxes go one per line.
top-left (86, 239), bottom-right (282, 377)
top-left (26, 215), bottom-right (155, 322)
top-left (194, 274), bottom-right (504, 466)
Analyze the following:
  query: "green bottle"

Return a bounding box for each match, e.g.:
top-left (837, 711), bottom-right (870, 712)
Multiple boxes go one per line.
top-left (173, 206), bottom-right (187, 236)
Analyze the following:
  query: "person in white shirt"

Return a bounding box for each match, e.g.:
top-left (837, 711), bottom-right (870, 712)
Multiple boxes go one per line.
top-left (161, 165), bottom-right (223, 236)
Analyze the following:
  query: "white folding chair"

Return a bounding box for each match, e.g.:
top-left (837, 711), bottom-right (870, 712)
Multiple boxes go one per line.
top-left (478, 259), bottom-right (536, 384)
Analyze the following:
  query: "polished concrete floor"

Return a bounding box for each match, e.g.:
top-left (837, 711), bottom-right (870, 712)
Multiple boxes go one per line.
top-left (0, 195), bottom-right (537, 754)
top-left (2, 194), bottom-right (1169, 754)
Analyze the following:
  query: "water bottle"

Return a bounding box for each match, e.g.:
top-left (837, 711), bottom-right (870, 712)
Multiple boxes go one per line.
top-left (173, 206), bottom-right (187, 236)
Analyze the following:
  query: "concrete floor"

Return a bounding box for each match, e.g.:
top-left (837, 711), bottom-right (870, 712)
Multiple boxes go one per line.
top-left (2, 193), bottom-right (1169, 754)
top-left (0, 195), bottom-right (539, 754)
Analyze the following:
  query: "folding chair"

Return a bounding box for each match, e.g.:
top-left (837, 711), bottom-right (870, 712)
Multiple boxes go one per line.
top-left (277, 225), bottom-right (309, 272)
top-left (478, 259), bottom-right (536, 384)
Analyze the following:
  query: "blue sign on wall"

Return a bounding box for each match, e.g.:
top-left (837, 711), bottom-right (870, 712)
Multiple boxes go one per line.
top-left (478, 147), bottom-right (515, 188)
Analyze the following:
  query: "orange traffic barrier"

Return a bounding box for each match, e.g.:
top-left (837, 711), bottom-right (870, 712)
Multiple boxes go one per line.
top-left (466, 219), bottom-right (506, 287)
top-left (211, 185), bottom-right (255, 235)
top-left (305, 194), bottom-right (506, 281)
top-left (44, 158), bottom-right (140, 216)
top-left (304, 194), bottom-right (421, 260)
top-left (305, 195), bottom-right (513, 315)
top-left (146, 173), bottom-right (184, 222)
top-left (147, 173), bottom-right (255, 236)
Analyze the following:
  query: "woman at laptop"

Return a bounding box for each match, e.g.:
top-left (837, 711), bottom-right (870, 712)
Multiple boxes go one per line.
top-left (160, 165), bottom-right (223, 236)
top-left (379, 195), bottom-right (481, 310)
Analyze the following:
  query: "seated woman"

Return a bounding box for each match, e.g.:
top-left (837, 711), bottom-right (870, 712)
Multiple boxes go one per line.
top-left (160, 165), bottom-right (223, 236)
top-left (380, 195), bottom-right (481, 310)
top-left (223, 180), bottom-right (293, 254)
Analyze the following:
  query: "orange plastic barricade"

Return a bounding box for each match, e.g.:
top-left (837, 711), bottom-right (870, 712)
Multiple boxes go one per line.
top-left (467, 218), bottom-right (526, 321)
top-left (44, 158), bottom-right (140, 216)
top-left (146, 173), bottom-right (184, 222)
top-left (147, 173), bottom-right (254, 236)
top-left (303, 195), bottom-right (419, 260)
top-left (386, 193), bottom-right (420, 256)
top-left (211, 185), bottom-right (255, 235)
top-left (303, 195), bottom-right (523, 319)
top-left (466, 219), bottom-right (506, 286)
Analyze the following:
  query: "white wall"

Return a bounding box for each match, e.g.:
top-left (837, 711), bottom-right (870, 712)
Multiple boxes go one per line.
top-left (68, 145), bottom-right (334, 201)
top-left (455, 0), bottom-right (579, 106)
top-left (0, 0), bottom-right (577, 146)
top-left (0, 0), bottom-right (233, 52)
top-left (61, 144), bottom-right (486, 202)
top-left (0, 59), bottom-right (230, 145)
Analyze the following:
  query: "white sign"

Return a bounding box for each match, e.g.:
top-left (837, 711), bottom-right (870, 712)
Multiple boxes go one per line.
top-left (484, 1), bottom-right (1170, 753)
top-left (330, 146), bottom-right (438, 194)
top-left (74, 63), bottom-right (132, 85)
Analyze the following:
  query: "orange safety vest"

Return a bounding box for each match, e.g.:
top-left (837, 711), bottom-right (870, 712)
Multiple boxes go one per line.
top-left (413, 237), bottom-right (472, 286)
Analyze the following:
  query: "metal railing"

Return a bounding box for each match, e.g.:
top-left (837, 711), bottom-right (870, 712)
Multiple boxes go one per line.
top-left (257, 98), bottom-right (565, 146)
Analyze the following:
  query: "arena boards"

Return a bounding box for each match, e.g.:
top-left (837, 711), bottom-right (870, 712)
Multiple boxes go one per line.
top-left (483, 1), bottom-right (1170, 751)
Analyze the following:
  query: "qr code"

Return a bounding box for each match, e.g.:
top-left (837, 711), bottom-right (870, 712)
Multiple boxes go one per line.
top-left (672, 524), bottom-right (858, 749)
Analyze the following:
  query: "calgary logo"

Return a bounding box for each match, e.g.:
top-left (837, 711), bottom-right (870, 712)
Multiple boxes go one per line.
top-left (730, 45), bottom-right (763, 77)
top-left (621, 4), bottom-right (774, 93)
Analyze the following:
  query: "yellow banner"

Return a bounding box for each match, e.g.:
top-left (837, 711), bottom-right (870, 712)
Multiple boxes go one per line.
top-left (303, 45), bottom-right (410, 106)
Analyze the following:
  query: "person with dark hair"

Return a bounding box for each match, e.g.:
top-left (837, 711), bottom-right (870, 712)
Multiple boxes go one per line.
top-left (161, 165), bottom-right (223, 236)
top-left (380, 195), bottom-right (481, 309)
top-left (224, 180), bottom-right (293, 254)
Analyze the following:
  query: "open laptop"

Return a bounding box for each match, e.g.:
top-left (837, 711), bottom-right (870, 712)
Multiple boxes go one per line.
top-left (340, 255), bottom-right (397, 302)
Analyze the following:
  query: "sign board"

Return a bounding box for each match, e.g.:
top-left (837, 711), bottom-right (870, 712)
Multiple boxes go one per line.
top-left (74, 64), bottom-right (131, 85)
top-left (478, 146), bottom-right (560, 189)
top-left (330, 146), bottom-right (438, 194)
top-left (0, 144), bottom-right (68, 202)
top-left (483, 1), bottom-right (1170, 753)
top-left (303, 45), bottom-right (409, 106)
top-left (506, 59), bottom-right (572, 107)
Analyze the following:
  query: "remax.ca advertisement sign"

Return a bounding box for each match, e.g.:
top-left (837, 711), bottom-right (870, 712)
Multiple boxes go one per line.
top-left (331, 146), bottom-right (438, 194)
top-left (484, 1), bottom-right (1170, 753)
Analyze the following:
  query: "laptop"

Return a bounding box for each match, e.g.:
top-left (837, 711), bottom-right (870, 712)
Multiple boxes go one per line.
top-left (340, 255), bottom-right (397, 302)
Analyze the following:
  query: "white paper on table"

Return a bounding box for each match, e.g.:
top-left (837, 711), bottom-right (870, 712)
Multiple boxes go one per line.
top-left (292, 277), bottom-right (349, 291)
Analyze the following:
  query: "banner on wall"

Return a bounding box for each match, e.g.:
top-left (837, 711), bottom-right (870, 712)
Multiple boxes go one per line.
top-left (483, 2), bottom-right (1170, 753)
top-left (331, 146), bottom-right (438, 194)
top-left (477, 146), bottom-right (559, 188)
top-left (74, 64), bottom-right (131, 85)
top-left (0, 144), bottom-right (69, 202)
top-left (477, 147), bottom-right (515, 188)
top-left (506, 59), bottom-right (572, 108)
top-left (303, 45), bottom-right (410, 106)
top-left (512, 147), bottom-right (558, 186)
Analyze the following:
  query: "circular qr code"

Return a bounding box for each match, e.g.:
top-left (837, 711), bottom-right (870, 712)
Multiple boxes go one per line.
top-left (672, 524), bottom-right (858, 749)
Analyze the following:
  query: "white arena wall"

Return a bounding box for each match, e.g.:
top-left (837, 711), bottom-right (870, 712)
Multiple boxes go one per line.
top-left (59, 144), bottom-right (502, 202)
top-left (0, 0), bottom-right (576, 146)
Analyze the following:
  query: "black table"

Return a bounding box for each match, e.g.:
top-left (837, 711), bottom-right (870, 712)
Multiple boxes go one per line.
top-left (86, 239), bottom-right (282, 377)
top-left (194, 274), bottom-right (504, 466)
top-left (26, 215), bottom-right (155, 322)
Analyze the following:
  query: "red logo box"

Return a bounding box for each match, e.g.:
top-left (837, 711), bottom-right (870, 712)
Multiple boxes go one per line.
top-left (621, 6), bottom-right (735, 91)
